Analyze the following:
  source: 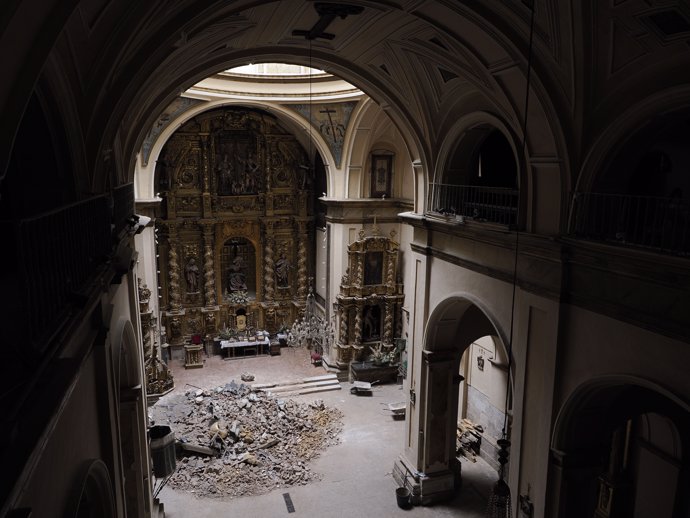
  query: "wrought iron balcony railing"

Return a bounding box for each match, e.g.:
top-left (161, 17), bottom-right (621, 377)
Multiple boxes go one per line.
top-left (569, 192), bottom-right (690, 256)
top-left (429, 183), bottom-right (519, 226)
top-left (14, 195), bottom-right (113, 349)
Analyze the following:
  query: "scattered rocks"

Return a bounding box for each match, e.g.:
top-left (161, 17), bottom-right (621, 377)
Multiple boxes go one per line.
top-left (241, 372), bottom-right (255, 382)
top-left (150, 382), bottom-right (343, 498)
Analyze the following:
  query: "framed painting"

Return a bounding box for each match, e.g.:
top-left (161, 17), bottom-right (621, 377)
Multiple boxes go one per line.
top-left (371, 154), bottom-right (392, 198)
top-left (364, 251), bottom-right (384, 285)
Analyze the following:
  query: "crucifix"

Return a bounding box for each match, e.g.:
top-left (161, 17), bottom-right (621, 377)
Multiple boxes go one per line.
top-left (319, 107), bottom-right (340, 139)
top-left (292, 3), bottom-right (365, 40)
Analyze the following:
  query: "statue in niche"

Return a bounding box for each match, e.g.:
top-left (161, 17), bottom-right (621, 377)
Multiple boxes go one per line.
top-left (227, 255), bottom-right (248, 292)
top-left (275, 252), bottom-right (291, 288)
top-left (170, 317), bottom-right (182, 338)
top-left (363, 305), bottom-right (381, 342)
top-left (218, 154), bottom-right (234, 194)
top-left (185, 258), bottom-right (200, 293)
top-left (138, 278), bottom-right (151, 305)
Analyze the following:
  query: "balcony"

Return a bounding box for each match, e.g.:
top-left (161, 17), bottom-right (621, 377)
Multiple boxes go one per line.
top-left (428, 183), bottom-right (518, 226)
top-left (569, 192), bottom-right (690, 256)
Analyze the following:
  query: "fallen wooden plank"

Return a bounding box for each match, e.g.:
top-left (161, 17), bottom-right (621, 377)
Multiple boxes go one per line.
top-left (251, 373), bottom-right (337, 390)
top-left (270, 384), bottom-right (342, 397)
top-left (262, 379), bottom-right (340, 393)
top-left (177, 441), bottom-right (218, 457)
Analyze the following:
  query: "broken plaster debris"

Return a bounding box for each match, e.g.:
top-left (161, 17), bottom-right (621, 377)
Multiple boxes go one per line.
top-left (150, 380), bottom-right (343, 498)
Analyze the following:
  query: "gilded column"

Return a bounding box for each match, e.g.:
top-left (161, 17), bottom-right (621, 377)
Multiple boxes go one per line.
top-left (383, 299), bottom-right (394, 345)
top-left (263, 223), bottom-right (275, 301)
top-left (339, 304), bottom-right (349, 344)
top-left (168, 225), bottom-right (182, 310)
top-left (354, 302), bottom-right (363, 346)
top-left (296, 221), bottom-right (308, 299)
top-left (202, 223), bottom-right (216, 308)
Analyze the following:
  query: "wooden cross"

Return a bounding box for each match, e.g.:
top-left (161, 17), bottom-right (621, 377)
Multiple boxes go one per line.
top-left (319, 107), bottom-right (339, 138)
top-left (292, 3), bottom-right (364, 40)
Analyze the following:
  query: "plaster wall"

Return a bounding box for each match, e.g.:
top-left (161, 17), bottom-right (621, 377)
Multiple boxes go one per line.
top-left (17, 352), bottom-right (105, 518)
top-left (555, 305), bottom-right (690, 416)
top-left (315, 226), bottom-right (327, 303)
top-left (134, 225), bottom-right (160, 318)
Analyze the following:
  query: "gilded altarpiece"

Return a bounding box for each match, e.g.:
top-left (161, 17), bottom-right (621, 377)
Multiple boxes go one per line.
top-left (156, 107), bottom-right (314, 344)
top-left (332, 228), bottom-right (404, 368)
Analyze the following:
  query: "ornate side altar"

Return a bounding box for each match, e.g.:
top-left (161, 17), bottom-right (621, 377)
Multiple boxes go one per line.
top-left (155, 107), bottom-right (315, 345)
top-left (330, 226), bottom-right (404, 369)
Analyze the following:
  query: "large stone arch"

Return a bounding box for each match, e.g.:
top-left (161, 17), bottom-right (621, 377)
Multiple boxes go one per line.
top-left (549, 375), bottom-right (690, 518)
top-left (395, 294), bottom-right (515, 505)
top-left (575, 85), bottom-right (690, 196)
top-left (345, 98), bottom-right (414, 200)
top-left (136, 98), bottom-right (338, 200)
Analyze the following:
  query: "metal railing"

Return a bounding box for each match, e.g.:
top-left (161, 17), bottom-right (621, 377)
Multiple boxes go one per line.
top-left (569, 192), bottom-right (690, 256)
top-left (429, 183), bottom-right (519, 226)
top-left (15, 195), bottom-right (113, 349)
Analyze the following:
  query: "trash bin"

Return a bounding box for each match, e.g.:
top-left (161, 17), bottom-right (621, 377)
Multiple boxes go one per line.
top-left (396, 486), bottom-right (412, 509)
top-left (150, 425), bottom-right (176, 478)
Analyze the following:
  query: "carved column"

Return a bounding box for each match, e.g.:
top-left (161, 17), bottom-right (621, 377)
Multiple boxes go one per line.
top-left (296, 221), bottom-right (308, 299)
top-left (263, 224), bottom-right (275, 301)
top-left (383, 299), bottom-right (394, 345)
top-left (168, 225), bottom-right (182, 311)
top-left (201, 136), bottom-right (213, 218)
top-left (202, 223), bottom-right (216, 308)
top-left (354, 302), bottom-right (363, 346)
top-left (339, 304), bottom-right (349, 344)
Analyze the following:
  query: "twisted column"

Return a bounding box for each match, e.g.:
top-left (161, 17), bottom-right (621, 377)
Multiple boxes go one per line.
top-left (203, 225), bottom-right (216, 307)
top-left (168, 226), bottom-right (182, 310)
top-left (297, 231), bottom-right (308, 299)
top-left (383, 300), bottom-right (394, 345)
top-left (339, 304), bottom-right (348, 344)
top-left (354, 302), bottom-right (363, 346)
top-left (263, 234), bottom-right (275, 301)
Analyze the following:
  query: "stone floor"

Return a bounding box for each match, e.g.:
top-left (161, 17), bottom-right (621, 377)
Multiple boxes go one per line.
top-left (153, 347), bottom-right (497, 517)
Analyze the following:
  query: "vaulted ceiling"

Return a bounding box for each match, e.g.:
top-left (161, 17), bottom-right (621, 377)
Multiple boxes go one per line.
top-left (2, 0), bottom-right (690, 195)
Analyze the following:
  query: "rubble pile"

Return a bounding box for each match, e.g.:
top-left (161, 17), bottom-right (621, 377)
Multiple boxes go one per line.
top-left (456, 418), bottom-right (483, 462)
top-left (151, 381), bottom-right (343, 498)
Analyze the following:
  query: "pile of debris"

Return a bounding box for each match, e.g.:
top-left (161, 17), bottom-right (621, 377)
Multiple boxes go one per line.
top-left (150, 380), bottom-right (343, 498)
top-left (456, 418), bottom-right (483, 462)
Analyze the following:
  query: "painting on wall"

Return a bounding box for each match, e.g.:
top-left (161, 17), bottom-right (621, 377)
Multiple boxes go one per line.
top-left (371, 154), bottom-right (392, 198)
top-left (364, 251), bottom-right (383, 285)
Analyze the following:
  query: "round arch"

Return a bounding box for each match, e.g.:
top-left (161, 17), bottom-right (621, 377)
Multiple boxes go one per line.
top-left (431, 111), bottom-right (526, 225)
top-left (345, 98), bottom-right (414, 199)
top-left (124, 49), bottom-right (430, 200)
top-left (575, 85), bottom-right (690, 196)
top-left (137, 98), bottom-right (338, 200)
top-left (110, 317), bottom-right (141, 391)
top-left (406, 294), bottom-right (515, 504)
top-left (550, 375), bottom-right (690, 518)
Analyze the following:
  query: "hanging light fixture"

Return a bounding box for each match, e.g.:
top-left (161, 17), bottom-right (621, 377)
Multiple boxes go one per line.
top-left (486, 2), bottom-right (535, 517)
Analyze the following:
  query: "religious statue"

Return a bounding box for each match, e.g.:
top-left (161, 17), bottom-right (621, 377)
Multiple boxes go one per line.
top-left (185, 258), bottom-right (200, 293)
top-left (228, 255), bottom-right (248, 292)
top-left (275, 252), bottom-right (290, 288)
top-left (170, 317), bottom-right (182, 338)
top-left (138, 279), bottom-right (151, 312)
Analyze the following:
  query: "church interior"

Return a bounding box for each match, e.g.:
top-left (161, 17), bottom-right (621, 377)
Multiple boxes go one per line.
top-left (1, 1), bottom-right (689, 517)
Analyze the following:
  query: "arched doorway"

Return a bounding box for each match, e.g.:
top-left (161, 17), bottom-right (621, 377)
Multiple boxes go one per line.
top-left (550, 378), bottom-right (690, 518)
top-left (395, 297), bottom-right (513, 505)
top-left (112, 318), bottom-right (150, 518)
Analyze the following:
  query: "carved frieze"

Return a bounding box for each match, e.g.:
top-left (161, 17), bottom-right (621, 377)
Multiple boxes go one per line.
top-left (177, 195), bottom-right (201, 212)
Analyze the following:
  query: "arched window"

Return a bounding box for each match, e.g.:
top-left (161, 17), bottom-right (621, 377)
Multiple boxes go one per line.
top-left (571, 112), bottom-right (690, 255)
top-left (432, 126), bottom-right (518, 225)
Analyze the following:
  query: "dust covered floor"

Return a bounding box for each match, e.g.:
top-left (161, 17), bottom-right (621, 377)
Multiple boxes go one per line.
top-left (154, 347), bottom-right (496, 517)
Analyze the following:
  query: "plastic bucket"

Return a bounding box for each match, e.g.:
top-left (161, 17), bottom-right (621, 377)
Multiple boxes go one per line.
top-left (396, 486), bottom-right (412, 509)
